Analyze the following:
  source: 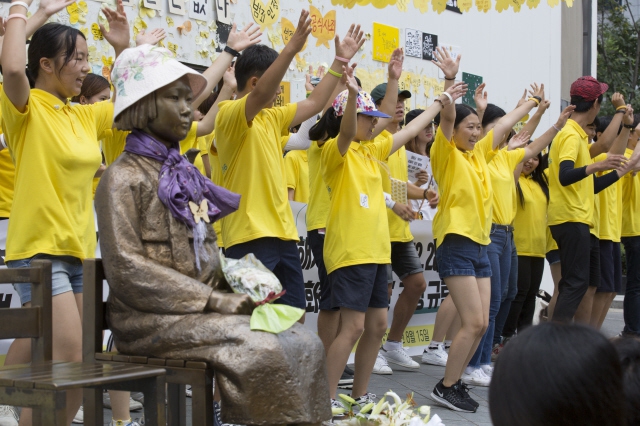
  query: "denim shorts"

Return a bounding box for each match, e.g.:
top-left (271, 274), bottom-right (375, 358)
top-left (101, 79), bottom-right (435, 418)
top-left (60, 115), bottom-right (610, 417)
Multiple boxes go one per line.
top-left (327, 264), bottom-right (389, 312)
top-left (436, 234), bottom-right (491, 279)
top-left (546, 249), bottom-right (560, 265)
top-left (391, 241), bottom-right (424, 280)
top-left (7, 254), bottom-right (83, 305)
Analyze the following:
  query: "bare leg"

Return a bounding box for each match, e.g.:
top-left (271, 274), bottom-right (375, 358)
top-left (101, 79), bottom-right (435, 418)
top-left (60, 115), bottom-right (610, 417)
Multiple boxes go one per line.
top-left (317, 310), bottom-right (341, 354)
top-left (326, 308), bottom-right (367, 399)
top-left (387, 273), bottom-right (426, 342)
top-left (109, 391), bottom-right (132, 421)
top-left (574, 286), bottom-right (597, 324)
top-left (351, 308), bottom-right (388, 398)
top-left (431, 295), bottom-right (457, 342)
top-left (12, 292), bottom-right (83, 426)
top-left (547, 262), bottom-right (562, 319)
top-left (446, 314), bottom-right (461, 341)
top-left (591, 292), bottom-right (616, 329)
top-left (442, 277), bottom-right (490, 387)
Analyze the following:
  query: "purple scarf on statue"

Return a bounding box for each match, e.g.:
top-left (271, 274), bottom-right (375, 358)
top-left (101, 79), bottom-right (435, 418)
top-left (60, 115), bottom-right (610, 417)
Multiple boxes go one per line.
top-left (124, 130), bottom-right (240, 269)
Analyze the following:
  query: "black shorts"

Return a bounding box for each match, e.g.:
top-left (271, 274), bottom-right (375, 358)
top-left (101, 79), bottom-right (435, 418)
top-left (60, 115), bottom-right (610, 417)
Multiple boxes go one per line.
top-left (225, 237), bottom-right (306, 309)
top-left (307, 229), bottom-right (337, 311)
top-left (597, 240), bottom-right (622, 293)
top-left (546, 249), bottom-right (560, 265)
top-left (327, 264), bottom-right (389, 312)
top-left (390, 241), bottom-right (424, 280)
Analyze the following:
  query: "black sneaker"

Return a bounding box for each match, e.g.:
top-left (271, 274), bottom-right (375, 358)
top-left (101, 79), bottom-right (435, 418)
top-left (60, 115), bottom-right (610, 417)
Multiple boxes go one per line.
top-left (457, 380), bottom-right (479, 409)
top-left (338, 368), bottom-right (354, 389)
top-left (430, 379), bottom-right (476, 413)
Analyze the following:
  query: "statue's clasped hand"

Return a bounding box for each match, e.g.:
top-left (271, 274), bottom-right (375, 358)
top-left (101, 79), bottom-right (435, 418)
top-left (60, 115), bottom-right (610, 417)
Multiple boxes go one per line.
top-left (207, 292), bottom-right (256, 315)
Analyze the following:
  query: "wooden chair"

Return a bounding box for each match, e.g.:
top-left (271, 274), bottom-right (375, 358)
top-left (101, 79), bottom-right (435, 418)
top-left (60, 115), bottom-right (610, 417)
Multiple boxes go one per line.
top-left (0, 259), bottom-right (167, 426)
top-left (84, 258), bottom-right (214, 426)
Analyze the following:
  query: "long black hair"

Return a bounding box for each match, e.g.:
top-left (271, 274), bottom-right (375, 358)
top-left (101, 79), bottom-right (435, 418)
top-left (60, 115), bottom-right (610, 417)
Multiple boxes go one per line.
top-left (308, 107), bottom-right (342, 142)
top-left (516, 149), bottom-right (549, 208)
top-left (28, 23), bottom-right (86, 82)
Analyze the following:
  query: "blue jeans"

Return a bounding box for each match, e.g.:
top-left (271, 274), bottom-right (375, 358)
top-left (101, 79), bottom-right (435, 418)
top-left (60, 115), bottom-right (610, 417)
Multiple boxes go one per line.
top-left (469, 226), bottom-right (513, 367)
top-left (622, 236), bottom-right (640, 336)
top-left (493, 237), bottom-right (518, 345)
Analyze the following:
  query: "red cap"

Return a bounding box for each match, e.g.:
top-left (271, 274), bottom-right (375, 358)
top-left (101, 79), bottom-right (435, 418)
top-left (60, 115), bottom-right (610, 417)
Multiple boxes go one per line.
top-left (570, 76), bottom-right (609, 102)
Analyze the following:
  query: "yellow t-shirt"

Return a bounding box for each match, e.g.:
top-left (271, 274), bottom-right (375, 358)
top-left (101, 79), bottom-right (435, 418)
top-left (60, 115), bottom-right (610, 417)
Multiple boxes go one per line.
top-left (215, 95), bottom-right (298, 248)
top-left (306, 141), bottom-right (330, 231)
top-left (543, 170), bottom-right (558, 252)
top-left (322, 137), bottom-right (392, 274)
top-left (102, 128), bottom-right (129, 166)
top-left (489, 148), bottom-right (525, 225)
top-left (1, 88), bottom-right (113, 261)
top-left (208, 136), bottom-right (225, 248)
top-left (0, 148), bottom-right (14, 218)
top-left (595, 155), bottom-right (621, 242)
top-left (548, 119), bottom-right (594, 228)
top-left (513, 174), bottom-right (547, 257)
top-left (431, 127), bottom-right (498, 248)
top-left (179, 122), bottom-right (208, 175)
top-left (376, 134), bottom-right (413, 243)
top-left (285, 149), bottom-right (310, 203)
top-left (622, 147), bottom-right (640, 237)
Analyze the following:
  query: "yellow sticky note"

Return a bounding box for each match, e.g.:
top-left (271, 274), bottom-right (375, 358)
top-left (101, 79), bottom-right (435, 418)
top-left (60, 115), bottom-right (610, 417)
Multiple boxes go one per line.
top-left (309, 6), bottom-right (336, 49)
top-left (168, 42), bottom-right (178, 56)
top-left (432, 0), bottom-right (447, 12)
top-left (251, 0), bottom-right (279, 30)
top-left (274, 81), bottom-right (290, 107)
top-left (476, 0), bottom-right (491, 12)
top-left (200, 30), bottom-right (209, 38)
top-left (91, 23), bottom-right (104, 40)
top-left (511, 0), bottom-right (525, 11)
top-left (527, 0), bottom-right (540, 7)
top-left (372, 22), bottom-right (399, 63)
top-left (166, 16), bottom-right (175, 27)
top-left (495, 0), bottom-right (510, 11)
top-left (547, 0), bottom-right (559, 6)
top-left (458, 0), bottom-right (472, 11)
top-left (413, 0), bottom-right (429, 13)
top-left (79, 27), bottom-right (89, 38)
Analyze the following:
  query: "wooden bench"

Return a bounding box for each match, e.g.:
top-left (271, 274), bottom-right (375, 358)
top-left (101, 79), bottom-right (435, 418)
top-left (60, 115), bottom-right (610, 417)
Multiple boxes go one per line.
top-left (0, 260), bottom-right (167, 426)
top-left (84, 258), bottom-right (214, 426)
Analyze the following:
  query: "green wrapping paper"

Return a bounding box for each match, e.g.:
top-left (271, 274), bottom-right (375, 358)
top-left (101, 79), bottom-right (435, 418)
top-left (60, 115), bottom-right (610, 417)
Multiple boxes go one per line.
top-left (221, 253), bottom-right (304, 333)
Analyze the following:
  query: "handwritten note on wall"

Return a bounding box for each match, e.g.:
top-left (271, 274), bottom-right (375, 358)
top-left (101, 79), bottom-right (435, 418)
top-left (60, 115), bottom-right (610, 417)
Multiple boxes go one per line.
top-left (372, 22), bottom-right (399, 63)
top-left (275, 81), bottom-right (291, 107)
top-left (405, 28), bottom-right (422, 58)
top-left (251, 0), bottom-right (279, 29)
top-left (422, 33), bottom-right (437, 61)
top-left (309, 6), bottom-right (336, 48)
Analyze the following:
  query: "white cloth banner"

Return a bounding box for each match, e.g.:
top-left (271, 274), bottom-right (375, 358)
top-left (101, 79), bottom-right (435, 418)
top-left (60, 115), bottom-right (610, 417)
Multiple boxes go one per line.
top-left (0, 203), bottom-right (446, 360)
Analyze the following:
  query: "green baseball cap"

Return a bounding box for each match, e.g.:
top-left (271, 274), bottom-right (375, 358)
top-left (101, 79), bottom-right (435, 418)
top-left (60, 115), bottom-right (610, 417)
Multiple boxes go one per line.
top-left (371, 83), bottom-right (412, 104)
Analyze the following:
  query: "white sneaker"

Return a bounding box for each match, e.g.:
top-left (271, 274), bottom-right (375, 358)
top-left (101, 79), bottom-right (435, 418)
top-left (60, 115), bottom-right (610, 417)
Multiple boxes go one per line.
top-left (72, 405), bottom-right (84, 424)
top-left (0, 405), bottom-right (19, 426)
top-left (110, 420), bottom-right (140, 426)
top-left (461, 367), bottom-right (491, 387)
top-left (421, 344), bottom-right (449, 366)
top-left (372, 352), bottom-right (393, 375)
top-left (481, 364), bottom-right (494, 378)
top-left (381, 346), bottom-right (419, 369)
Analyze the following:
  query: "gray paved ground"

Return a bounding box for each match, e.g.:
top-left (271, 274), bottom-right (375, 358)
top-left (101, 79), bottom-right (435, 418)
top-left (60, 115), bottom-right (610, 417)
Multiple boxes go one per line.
top-left (99, 309), bottom-right (625, 425)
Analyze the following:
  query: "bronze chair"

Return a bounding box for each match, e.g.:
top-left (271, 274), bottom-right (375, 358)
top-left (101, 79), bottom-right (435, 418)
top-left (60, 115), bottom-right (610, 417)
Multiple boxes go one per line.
top-left (0, 259), bottom-right (167, 426)
top-left (84, 258), bottom-right (214, 426)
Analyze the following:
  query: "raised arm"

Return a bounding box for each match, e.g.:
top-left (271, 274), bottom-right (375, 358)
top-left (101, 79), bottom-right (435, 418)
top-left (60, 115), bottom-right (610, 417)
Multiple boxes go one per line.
top-left (520, 99), bottom-right (550, 136)
top-left (589, 93), bottom-right (626, 158)
top-left (521, 105), bottom-right (576, 162)
top-left (608, 106), bottom-right (634, 156)
top-left (491, 83), bottom-right (544, 149)
top-left (431, 46), bottom-right (461, 141)
top-left (26, 0), bottom-right (75, 38)
top-left (474, 83), bottom-right (487, 126)
top-left (391, 82), bottom-right (467, 155)
top-left (197, 65), bottom-right (236, 137)
top-left (372, 48), bottom-right (403, 135)
top-left (194, 23), bottom-right (261, 109)
top-left (99, 0), bottom-right (132, 59)
top-left (336, 66), bottom-right (358, 156)
top-left (291, 23), bottom-right (365, 126)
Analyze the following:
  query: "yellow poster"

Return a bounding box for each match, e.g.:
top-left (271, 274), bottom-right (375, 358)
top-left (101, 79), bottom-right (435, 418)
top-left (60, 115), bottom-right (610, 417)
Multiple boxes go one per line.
top-left (372, 22), bottom-right (399, 63)
top-left (251, 0), bottom-right (279, 29)
top-left (309, 6), bottom-right (336, 48)
top-left (275, 81), bottom-right (290, 107)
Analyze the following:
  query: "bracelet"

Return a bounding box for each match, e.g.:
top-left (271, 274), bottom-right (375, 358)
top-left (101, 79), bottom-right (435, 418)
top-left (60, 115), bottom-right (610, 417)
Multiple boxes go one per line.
top-left (624, 123), bottom-right (635, 129)
top-left (444, 76), bottom-right (456, 81)
top-left (528, 97), bottom-right (540, 106)
top-left (552, 124), bottom-right (562, 132)
top-left (334, 56), bottom-right (349, 63)
top-left (434, 98), bottom-right (444, 108)
top-left (442, 91), bottom-right (453, 105)
top-left (616, 105), bottom-right (628, 111)
top-left (423, 189), bottom-right (428, 199)
top-left (305, 90), bottom-right (312, 99)
top-left (615, 109), bottom-right (626, 115)
top-left (6, 14), bottom-right (27, 23)
top-left (10, 1), bottom-right (29, 10)
top-left (385, 197), bottom-right (396, 209)
top-left (223, 45), bottom-right (240, 57)
top-left (327, 68), bottom-right (343, 78)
